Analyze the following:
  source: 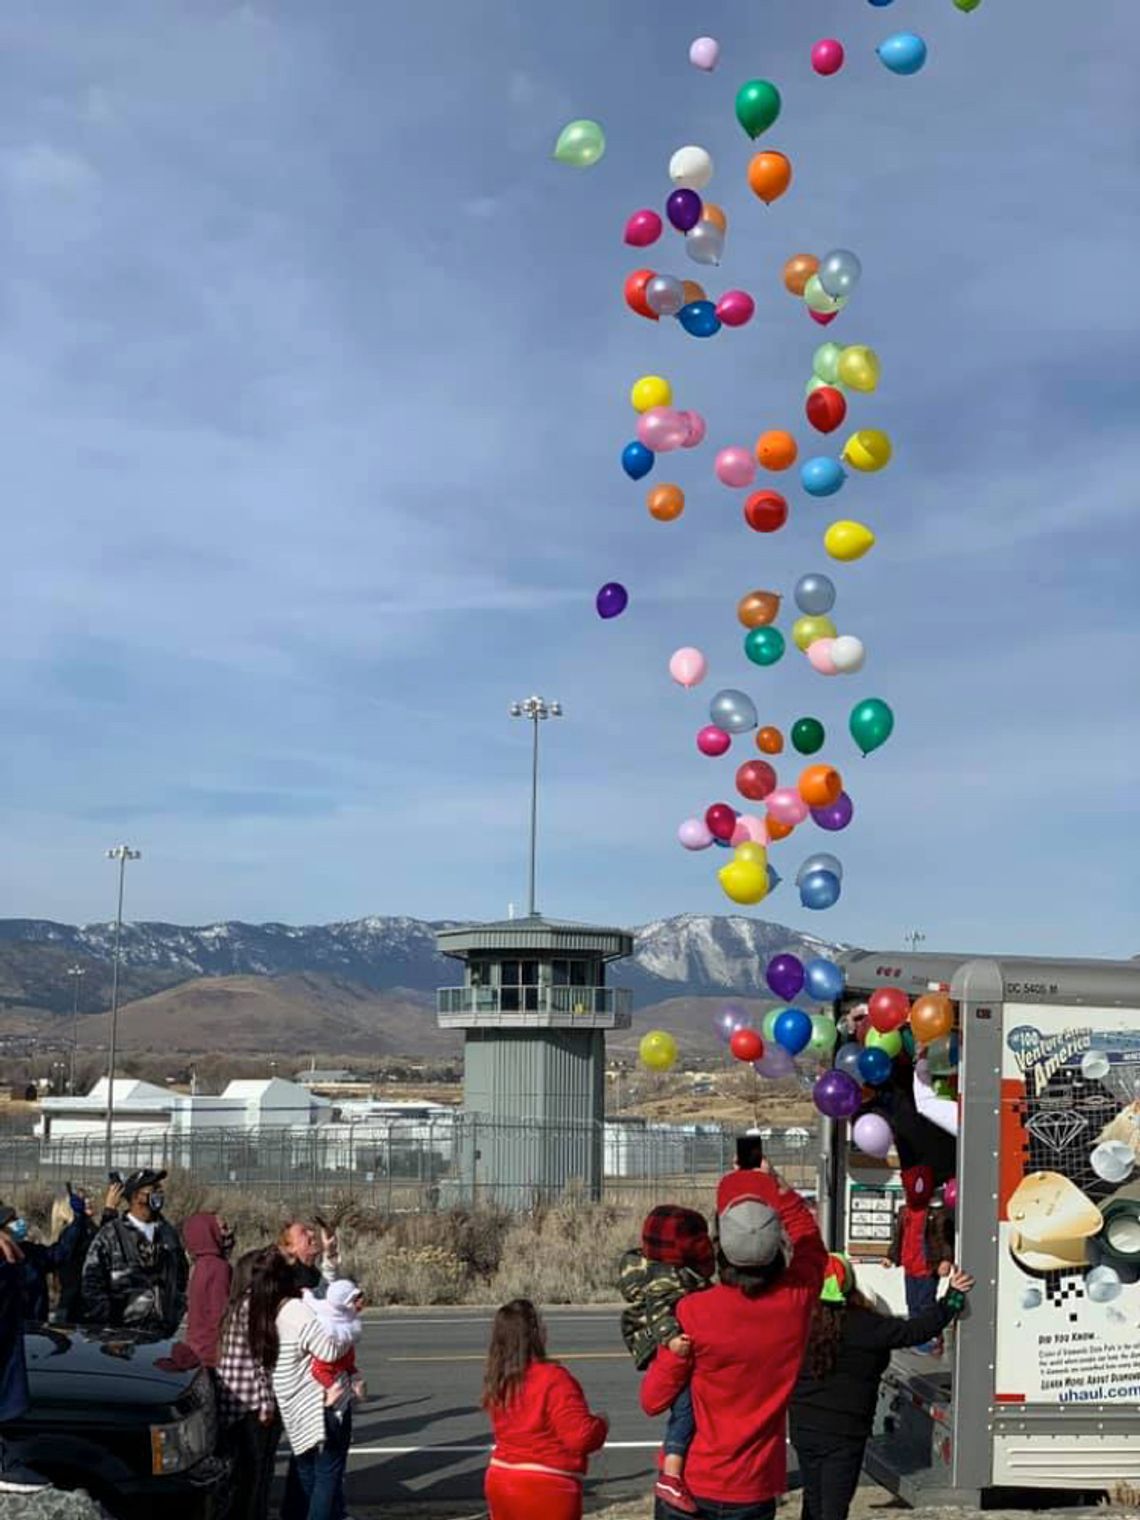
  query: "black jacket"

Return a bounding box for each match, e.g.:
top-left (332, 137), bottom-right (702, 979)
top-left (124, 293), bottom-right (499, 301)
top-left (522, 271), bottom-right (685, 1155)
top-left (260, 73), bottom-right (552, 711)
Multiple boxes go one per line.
top-left (80, 1213), bottom-right (188, 1336)
top-left (55, 1214), bottom-right (98, 1323)
top-left (15, 1218), bottom-right (90, 1322)
top-left (789, 1292), bottom-right (964, 1441)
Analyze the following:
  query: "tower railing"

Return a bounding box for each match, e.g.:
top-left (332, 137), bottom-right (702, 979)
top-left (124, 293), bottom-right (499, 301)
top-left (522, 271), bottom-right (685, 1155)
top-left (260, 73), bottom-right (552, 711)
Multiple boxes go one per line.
top-left (436, 984), bottom-right (633, 1028)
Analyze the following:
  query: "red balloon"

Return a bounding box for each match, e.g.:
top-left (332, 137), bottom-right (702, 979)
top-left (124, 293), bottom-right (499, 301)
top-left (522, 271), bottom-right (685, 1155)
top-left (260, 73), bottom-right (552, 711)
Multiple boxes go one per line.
top-left (743, 490), bottom-right (789, 533)
top-left (730, 1027), bottom-right (764, 1063)
top-left (624, 268), bottom-right (659, 321)
top-left (805, 386), bottom-right (847, 435)
top-left (705, 802), bottom-right (737, 841)
top-left (736, 760), bottom-right (777, 802)
top-left (809, 309), bottom-right (837, 326)
top-left (868, 987), bottom-right (911, 1034)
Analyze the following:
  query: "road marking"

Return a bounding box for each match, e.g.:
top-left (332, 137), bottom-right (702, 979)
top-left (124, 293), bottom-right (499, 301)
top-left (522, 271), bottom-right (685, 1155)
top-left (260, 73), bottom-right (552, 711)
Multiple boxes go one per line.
top-left (384, 1352), bottom-right (628, 1363)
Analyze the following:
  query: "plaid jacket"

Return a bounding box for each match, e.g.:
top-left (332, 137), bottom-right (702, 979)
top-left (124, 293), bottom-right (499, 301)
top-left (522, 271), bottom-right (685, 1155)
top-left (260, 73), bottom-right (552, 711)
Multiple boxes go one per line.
top-left (214, 1292), bottom-right (275, 1427)
top-left (618, 1250), bottom-right (711, 1370)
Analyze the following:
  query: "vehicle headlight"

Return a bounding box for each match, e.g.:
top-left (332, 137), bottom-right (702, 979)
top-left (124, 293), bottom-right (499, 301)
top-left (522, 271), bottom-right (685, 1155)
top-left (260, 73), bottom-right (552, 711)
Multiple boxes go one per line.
top-left (150, 1407), bottom-right (210, 1476)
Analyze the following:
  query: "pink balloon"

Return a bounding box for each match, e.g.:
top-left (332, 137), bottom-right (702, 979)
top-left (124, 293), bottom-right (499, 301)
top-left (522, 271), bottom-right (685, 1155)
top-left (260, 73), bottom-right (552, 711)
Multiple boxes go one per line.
top-left (697, 724), bottom-right (731, 758)
top-left (679, 410), bottom-right (707, 448)
top-left (678, 817), bottom-right (714, 851)
top-left (715, 290), bottom-right (755, 328)
top-left (766, 787), bottom-right (810, 826)
top-left (624, 208), bottom-right (663, 248)
top-left (689, 35), bottom-right (720, 72)
top-left (852, 1112), bottom-right (893, 1159)
top-left (731, 814), bottom-right (769, 847)
top-left (714, 446), bottom-right (757, 489)
top-left (809, 309), bottom-right (838, 327)
top-left (669, 646), bottom-right (708, 688)
top-left (638, 406), bottom-right (687, 453)
top-left (807, 638), bottom-right (838, 676)
top-left (811, 38), bottom-right (845, 76)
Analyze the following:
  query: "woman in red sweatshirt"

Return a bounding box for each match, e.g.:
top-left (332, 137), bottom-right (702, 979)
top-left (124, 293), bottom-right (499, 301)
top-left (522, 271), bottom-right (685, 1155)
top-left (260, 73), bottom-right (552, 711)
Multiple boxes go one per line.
top-left (182, 1213), bottom-right (234, 1368)
top-left (482, 1298), bottom-right (608, 1520)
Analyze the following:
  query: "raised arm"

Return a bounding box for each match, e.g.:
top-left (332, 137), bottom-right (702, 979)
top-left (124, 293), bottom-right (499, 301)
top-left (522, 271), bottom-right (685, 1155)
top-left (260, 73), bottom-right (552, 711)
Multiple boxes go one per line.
top-left (913, 1058), bottom-right (958, 1137)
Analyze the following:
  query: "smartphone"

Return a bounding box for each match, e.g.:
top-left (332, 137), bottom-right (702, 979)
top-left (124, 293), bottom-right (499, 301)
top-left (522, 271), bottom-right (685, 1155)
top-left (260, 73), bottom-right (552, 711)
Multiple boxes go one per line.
top-left (313, 1214), bottom-right (330, 1234)
top-left (736, 1134), bottom-right (765, 1170)
top-left (109, 1171), bottom-right (122, 1186)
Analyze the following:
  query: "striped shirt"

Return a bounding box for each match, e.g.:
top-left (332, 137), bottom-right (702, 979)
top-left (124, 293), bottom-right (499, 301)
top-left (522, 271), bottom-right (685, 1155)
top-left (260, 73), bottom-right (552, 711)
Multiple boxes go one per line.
top-left (272, 1298), bottom-right (349, 1455)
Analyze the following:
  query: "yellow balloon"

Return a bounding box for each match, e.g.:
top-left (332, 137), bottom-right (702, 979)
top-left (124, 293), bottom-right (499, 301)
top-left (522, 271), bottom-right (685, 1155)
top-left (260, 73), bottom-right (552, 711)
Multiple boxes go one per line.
top-left (792, 614), bottom-right (838, 652)
top-left (734, 841), bottom-right (768, 868)
top-left (824, 519), bottom-right (876, 562)
top-left (842, 428), bottom-right (893, 473)
top-left (717, 859), bottom-right (769, 906)
top-left (630, 374), bottom-right (673, 413)
top-left (639, 1029), bottom-right (679, 1072)
top-left (836, 345), bottom-right (880, 393)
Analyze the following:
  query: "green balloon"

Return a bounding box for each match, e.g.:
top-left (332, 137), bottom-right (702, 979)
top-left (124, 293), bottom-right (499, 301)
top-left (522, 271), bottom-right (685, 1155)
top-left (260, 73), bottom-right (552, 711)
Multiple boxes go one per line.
top-left (808, 1014), bottom-right (838, 1058)
top-left (849, 697), bottom-right (895, 756)
top-left (791, 717), bottom-right (825, 755)
top-left (744, 626), bottom-right (786, 667)
top-left (953, 0), bottom-right (982, 10)
top-left (865, 1027), bottom-right (902, 1057)
top-left (735, 79), bottom-right (781, 139)
top-left (812, 342), bottom-right (843, 383)
top-left (761, 1008), bottom-right (782, 1044)
top-left (553, 119), bottom-right (606, 168)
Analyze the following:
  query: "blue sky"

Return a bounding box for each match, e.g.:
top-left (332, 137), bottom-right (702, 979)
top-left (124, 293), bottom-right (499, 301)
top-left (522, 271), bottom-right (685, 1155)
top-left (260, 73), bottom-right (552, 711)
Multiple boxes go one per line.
top-left (2, 0), bottom-right (1137, 956)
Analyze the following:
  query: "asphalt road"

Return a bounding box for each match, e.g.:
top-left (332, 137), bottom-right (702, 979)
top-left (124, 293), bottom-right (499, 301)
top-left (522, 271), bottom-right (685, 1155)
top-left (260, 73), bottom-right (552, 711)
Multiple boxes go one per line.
top-left (340, 1308), bottom-right (655, 1507)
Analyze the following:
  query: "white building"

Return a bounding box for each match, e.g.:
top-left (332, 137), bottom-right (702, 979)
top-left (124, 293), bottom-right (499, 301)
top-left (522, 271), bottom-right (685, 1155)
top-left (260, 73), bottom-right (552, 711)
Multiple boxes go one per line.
top-left (36, 1076), bottom-right (332, 1144)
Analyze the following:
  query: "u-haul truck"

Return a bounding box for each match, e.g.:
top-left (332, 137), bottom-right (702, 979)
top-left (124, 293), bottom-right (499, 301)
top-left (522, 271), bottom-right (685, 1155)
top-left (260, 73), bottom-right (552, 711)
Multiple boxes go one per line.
top-left (818, 952), bottom-right (1140, 1503)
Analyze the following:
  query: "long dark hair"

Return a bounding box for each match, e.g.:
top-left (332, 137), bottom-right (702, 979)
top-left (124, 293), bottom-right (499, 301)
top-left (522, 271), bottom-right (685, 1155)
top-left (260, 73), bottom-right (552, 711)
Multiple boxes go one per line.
top-left (805, 1287), bottom-right (876, 1380)
top-left (717, 1248), bottom-right (787, 1300)
top-left (482, 1299), bottom-right (546, 1411)
top-left (249, 1249), bottom-right (302, 1372)
top-left (218, 1246), bottom-right (276, 1358)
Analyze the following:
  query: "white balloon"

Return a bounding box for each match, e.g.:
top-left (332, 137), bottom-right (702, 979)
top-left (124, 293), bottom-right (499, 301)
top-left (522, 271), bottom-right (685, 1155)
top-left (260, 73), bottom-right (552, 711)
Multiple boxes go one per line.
top-left (669, 145), bottom-right (714, 191)
top-left (831, 635), bottom-right (866, 674)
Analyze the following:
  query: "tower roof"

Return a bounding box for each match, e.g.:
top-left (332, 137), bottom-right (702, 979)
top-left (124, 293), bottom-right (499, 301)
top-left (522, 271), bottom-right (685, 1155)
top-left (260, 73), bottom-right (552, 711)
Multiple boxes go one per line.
top-left (437, 914), bottom-right (633, 961)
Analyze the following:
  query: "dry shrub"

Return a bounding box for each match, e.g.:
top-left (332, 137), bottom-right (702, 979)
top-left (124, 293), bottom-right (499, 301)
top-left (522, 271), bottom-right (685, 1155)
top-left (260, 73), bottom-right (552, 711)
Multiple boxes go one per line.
top-left (365, 1245), bottom-right (466, 1305)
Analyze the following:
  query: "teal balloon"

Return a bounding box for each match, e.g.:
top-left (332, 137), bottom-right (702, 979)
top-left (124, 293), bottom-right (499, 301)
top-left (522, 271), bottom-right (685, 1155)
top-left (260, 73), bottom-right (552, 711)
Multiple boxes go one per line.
top-left (877, 32), bottom-right (928, 76)
top-left (735, 79), bottom-right (782, 139)
top-left (744, 626), bottom-right (786, 667)
top-left (553, 119), bottom-right (606, 167)
top-left (849, 697), bottom-right (895, 755)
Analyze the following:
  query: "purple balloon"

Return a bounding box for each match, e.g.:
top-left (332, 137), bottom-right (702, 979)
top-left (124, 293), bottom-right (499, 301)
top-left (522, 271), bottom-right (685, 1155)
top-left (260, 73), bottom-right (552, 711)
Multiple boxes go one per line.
top-left (812, 1068), bottom-right (862, 1120)
top-left (811, 790), bottom-right (854, 832)
top-left (852, 1112), bottom-right (894, 1158)
top-left (755, 1043), bottom-right (796, 1079)
top-left (596, 582), bottom-right (628, 620)
top-left (713, 1003), bottom-right (749, 1044)
top-left (766, 953), bottom-right (805, 1002)
top-left (666, 188), bottom-right (703, 233)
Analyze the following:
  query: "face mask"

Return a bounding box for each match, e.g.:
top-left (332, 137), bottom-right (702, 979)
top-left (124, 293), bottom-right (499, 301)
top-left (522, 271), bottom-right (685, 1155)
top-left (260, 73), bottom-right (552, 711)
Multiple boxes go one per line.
top-left (8, 1219), bottom-right (28, 1243)
top-left (148, 1192), bottom-right (165, 1214)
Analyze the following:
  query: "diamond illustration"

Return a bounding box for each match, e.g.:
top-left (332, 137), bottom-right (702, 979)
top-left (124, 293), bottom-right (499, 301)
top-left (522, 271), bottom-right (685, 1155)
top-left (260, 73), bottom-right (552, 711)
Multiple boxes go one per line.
top-left (1026, 1110), bottom-right (1087, 1150)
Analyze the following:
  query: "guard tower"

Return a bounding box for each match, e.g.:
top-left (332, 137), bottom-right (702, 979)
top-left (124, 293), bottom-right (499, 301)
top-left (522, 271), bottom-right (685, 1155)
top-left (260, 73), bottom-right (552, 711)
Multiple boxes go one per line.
top-left (437, 915), bottom-right (633, 1203)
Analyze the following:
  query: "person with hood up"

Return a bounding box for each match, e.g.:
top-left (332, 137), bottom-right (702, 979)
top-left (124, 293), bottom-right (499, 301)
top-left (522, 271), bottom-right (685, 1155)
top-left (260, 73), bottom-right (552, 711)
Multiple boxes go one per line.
top-left (183, 1212), bottom-right (235, 1368)
top-left (81, 1169), bottom-right (188, 1336)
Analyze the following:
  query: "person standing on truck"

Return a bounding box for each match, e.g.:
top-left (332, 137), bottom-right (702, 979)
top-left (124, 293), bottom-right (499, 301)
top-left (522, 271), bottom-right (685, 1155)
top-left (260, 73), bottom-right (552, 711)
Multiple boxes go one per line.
top-left (879, 1164), bottom-right (955, 1334)
top-left (80, 1169), bottom-right (188, 1336)
top-left (789, 1253), bottom-right (974, 1520)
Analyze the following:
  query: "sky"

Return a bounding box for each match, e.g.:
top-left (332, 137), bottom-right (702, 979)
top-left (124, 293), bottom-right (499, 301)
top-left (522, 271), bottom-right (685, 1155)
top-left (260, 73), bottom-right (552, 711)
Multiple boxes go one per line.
top-left (1, 0), bottom-right (1137, 956)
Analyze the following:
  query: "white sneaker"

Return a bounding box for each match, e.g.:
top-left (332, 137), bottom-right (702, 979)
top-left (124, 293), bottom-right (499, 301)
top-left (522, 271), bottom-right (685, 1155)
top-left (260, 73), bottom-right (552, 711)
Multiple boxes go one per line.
top-left (0, 1460), bottom-right (51, 1493)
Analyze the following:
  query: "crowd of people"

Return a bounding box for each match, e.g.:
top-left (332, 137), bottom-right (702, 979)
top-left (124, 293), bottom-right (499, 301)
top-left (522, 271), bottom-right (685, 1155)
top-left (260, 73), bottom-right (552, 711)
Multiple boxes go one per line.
top-left (0, 1142), bottom-right (970, 1520)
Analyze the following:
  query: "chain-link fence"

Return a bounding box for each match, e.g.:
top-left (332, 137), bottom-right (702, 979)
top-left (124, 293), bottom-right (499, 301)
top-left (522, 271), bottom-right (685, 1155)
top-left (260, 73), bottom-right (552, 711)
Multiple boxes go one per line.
top-left (0, 1116), bottom-right (820, 1211)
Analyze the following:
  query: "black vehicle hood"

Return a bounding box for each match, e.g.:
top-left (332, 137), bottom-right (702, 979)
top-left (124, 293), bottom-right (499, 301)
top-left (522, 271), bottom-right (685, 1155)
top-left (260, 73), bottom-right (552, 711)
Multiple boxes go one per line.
top-left (25, 1324), bottom-right (203, 1410)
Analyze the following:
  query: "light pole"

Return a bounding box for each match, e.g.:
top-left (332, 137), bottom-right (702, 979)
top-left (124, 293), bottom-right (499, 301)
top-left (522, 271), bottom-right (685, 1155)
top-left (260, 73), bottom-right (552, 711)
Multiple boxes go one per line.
top-left (105, 845), bottom-right (141, 1171)
top-left (508, 695), bottom-right (562, 919)
top-left (67, 964), bottom-right (86, 1094)
top-left (904, 929), bottom-right (926, 956)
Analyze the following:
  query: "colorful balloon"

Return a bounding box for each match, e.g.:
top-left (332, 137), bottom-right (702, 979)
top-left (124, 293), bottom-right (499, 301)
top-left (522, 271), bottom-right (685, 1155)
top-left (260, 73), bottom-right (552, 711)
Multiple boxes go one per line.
top-left (678, 300), bottom-right (721, 338)
top-left (911, 993), bottom-right (955, 1045)
top-left (774, 1007), bottom-right (812, 1055)
top-left (647, 483), bottom-right (685, 522)
top-left (799, 765), bottom-right (843, 807)
top-left (819, 251), bottom-right (863, 302)
top-left (667, 188), bottom-right (703, 233)
top-left (669, 145), bottom-right (714, 190)
top-left (624, 268), bottom-right (658, 320)
top-left (852, 1113), bottom-right (893, 1158)
top-left (791, 718), bottom-right (825, 755)
top-left (669, 646), bottom-right (707, 688)
top-left (737, 589), bottom-right (781, 628)
top-left (767, 955), bottom-right (805, 1001)
top-left (686, 221), bottom-right (725, 265)
top-left (701, 203), bottom-right (727, 233)
top-left (638, 406), bottom-right (687, 452)
top-left (681, 279), bottom-right (708, 305)
top-left (639, 1029), bottom-right (678, 1072)
top-left (794, 573), bottom-right (836, 616)
top-left (748, 151), bottom-right (792, 205)
top-left (646, 274), bottom-right (686, 317)
top-left (805, 386), bottom-right (847, 435)
top-left (754, 1042), bottom-right (796, 1079)
top-left (836, 345), bottom-right (880, 393)
top-left (796, 853), bottom-right (843, 887)
top-left (732, 814), bottom-right (769, 847)
top-left (744, 627), bottom-right (786, 667)
top-left (767, 788), bottom-right (809, 826)
top-left (804, 956), bottom-right (845, 1002)
top-left (811, 791), bottom-right (854, 831)
top-left (813, 1069), bottom-right (862, 1120)
top-left (718, 857), bottom-right (769, 905)
top-left (835, 1042), bottom-right (864, 1081)
top-left (715, 289), bottom-right (754, 327)
top-left (630, 374), bottom-right (672, 413)
top-left (757, 726), bottom-right (783, 755)
top-left (953, 0), bottom-right (981, 9)
top-left (715, 447), bottom-right (757, 489)
top-left (877, 32), bottom-right (928, 75)
top-left (553, 119), bottom-right (606, 168)
top-left (828, 636), bottom-right (863, 674)
top-left (596, 582), bottom-right (628, 620)
top-left (736, 759), bottom-right (777, 802)
top-left (808, 1013), bottom-right (839, 1057)
top-left (735, 80), bottom-right (782, 138)
top-left (621, 441), bottom-right (654, 480)
top-left (783, 254), bottom-right (819, 296)
top-left (743, 491), bottom-right (788, 533)
top-left (807, 638), bottom-right (839, 676)
top-left (800, 457), bottom-right (846, 497)
top-left (689, 35), bottom-right (721, 71)
top-left (678, 817), bottom-right (714, 851)
top-left (813, 343), bottom-right (843, 383)
top-left (869, 987), bottom-right (911, 1033)
top-left (864, 1026), bottom-right (902, 1057)
top-left (705, 802), bottom-right (738, 841)
top-left (710, 688), bottom-right (758, 734)
top-left (824, 520), bottom-right (876, 562)
top-left (800, 868), bottom-right (841, 910)
top-left (943, 1177), bottom-right (959, 1211)
top-left (842, 428), bottom-right (892, 472)
top-left (927, 1033), bottom-right (959, 1075)
top-left (730, 1026), bottom-right (764, 1063)
top-left (766, 815), bottom-right (794, 843)
top-left (811, 39), bottom-right (845, 76)
top-left (849, 698), bottom-right (894, 756)
top-left (733, 840), bottom-right (767, 867)
top-left (803, 274), bottom-right (847, 316)
top-left (809, 309), bottom-right (839, 328)
top-left (624, 209), bottom-right (663, 248)
top-left (858, 1046), bottom-right (893, 1085)
top-left (755, 430), bottom-right (798, 470)
top-left (679, 410), bottom-right (707, 448)
top-left (697, 724), bottom-right (731, 758)
top-left (715, 1003), bottom-right (750, 1044)
top-left (793, 615), bottom-right (838, 652)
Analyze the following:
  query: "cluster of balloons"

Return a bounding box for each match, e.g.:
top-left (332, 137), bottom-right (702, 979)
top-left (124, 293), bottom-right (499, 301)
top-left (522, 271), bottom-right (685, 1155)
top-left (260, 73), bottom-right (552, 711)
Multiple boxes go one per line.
top-left (783, 249), bottom-right (861, 327)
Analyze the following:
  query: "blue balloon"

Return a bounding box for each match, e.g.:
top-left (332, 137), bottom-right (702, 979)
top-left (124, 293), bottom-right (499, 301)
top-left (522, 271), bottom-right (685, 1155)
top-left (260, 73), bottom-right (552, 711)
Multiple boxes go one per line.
top-left (800, 868), bottom-right (841, 911)
top-left (767, 865), bottom-right (782, 893)
top-left (867, 0), bottom-right (895, 6)
top-left (877, 31), bottom-right (928, 74)
top-left (773, 1007), bottom-right (813, 1056)
top-left (835, 1041), bottom-right (864, 1080)
top-left (804, 956), bottom-right (845, 1003)
top-left (678, 300), bottom-right (722, 338)
top-left (800, 457), bottom-right (846, 498)
top-left (622, 440), bottom-right (654, 480)
top-left (858, 1046), bottom-right (893, 1085)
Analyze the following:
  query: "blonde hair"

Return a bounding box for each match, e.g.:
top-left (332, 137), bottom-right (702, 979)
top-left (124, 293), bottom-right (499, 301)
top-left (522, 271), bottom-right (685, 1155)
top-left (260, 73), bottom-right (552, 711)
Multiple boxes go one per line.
top-left (50, 1191), bottom-right (76, 1243)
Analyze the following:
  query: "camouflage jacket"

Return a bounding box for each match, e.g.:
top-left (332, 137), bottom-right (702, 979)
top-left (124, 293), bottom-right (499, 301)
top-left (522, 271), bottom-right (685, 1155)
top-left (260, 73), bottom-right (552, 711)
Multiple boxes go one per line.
top-left (618, 1249), bottom-right (710, 1370)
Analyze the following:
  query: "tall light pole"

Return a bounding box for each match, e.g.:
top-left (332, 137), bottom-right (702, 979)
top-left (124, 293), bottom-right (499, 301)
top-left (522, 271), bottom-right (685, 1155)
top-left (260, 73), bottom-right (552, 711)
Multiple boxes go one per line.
top-left (105, 845), bottom-right (141, 1171)
top-left (508, 696), bottom-right (562, 919)
top-left (904, 929), bottom-right (926, 956)
top-left (67, 964), bottom-right (86, 1095)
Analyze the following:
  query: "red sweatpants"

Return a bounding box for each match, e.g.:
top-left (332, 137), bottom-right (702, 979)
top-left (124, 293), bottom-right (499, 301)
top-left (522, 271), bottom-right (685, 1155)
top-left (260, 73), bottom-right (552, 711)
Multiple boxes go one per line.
top-left (485, 1464), bottom-right (583, 1520)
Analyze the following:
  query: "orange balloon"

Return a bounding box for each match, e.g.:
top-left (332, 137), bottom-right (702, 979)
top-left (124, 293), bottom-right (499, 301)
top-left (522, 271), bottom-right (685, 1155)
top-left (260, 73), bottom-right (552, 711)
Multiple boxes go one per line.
top-left (647, 483), bottom-right (684, 523)
top-left (783, 253), bottom-right (819, 297)
top-left (624, 268), bottom-right (658, 321)
top-left (757, 726), bottom-right (784, 755)
top-left (910, 993), bottom-right (955, 1046)
top-left (681, 279), bottom-right (707, 305)
top-left (701, 202), bottom-right (727, 233)
top-left (748, 150), bottom-right (793, 206)
top-left (767, 816), bottom-right (794, 842)
top-left (737, 589), bottom-right (781, 629)
top-left (755, 430), bottom-right (798, 471)
top-left (798, 764), bottom-right (843, 808)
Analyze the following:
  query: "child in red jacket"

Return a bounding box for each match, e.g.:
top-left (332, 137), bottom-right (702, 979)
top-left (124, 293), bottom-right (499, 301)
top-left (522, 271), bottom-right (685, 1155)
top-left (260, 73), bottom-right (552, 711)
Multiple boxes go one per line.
top-left (307, 1278), bottom-right (366, 1413)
